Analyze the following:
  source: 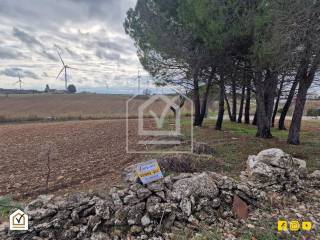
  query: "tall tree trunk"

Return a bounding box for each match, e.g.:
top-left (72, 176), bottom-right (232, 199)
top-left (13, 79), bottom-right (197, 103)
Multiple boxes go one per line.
top-left (272, 75), bottom-right (285, 127)
top-left (254, 70), bottom-right (278, 138)
top-left (231, 78), bottom-right (237, 122)
top-left (288, 55), bottom-right (319, 144)
top-left (287, 79), bottom-right (312, 144)
top-left (216, 74), bottom-right (225, 130)
top-left (278, 76), bottom-right (299, 130)
top-left (252, 111), bottom-right (257, 125)
top-left (279, 44), bottom-right (311, 130)
top-left (198, 69), bottom-right (214, 124)
top-left (193, 69), bottom-right (202, 126)
top-left (244, 78), bottom-right (251, 124)
top-left (224, 94), bottom-right (232, 121)
top-left (237, 83), bottom-right (246, 123)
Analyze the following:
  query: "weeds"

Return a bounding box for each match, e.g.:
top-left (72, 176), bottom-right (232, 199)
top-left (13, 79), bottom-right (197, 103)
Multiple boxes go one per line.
top-left (39, 142), bottom-right (58, 193)
top-left (0, 196), bottom-right (21, 218)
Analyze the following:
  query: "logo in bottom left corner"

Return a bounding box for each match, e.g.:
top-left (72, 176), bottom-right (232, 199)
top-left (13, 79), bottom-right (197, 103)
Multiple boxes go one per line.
top-left (9, 209), bottom-right (28, 231)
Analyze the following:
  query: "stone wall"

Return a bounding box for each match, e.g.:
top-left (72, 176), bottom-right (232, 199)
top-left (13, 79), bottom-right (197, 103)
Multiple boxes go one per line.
top-left (2, 149), bottom-right (319, 240)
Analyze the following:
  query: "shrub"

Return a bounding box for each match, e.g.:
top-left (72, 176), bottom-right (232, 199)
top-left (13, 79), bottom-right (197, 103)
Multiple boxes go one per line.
top-left (158, 154), bottom-right (197, 174)
top-left (0, 196), bottom-right (21, 217)
top-left (67, 84), bottom-right (77, 93)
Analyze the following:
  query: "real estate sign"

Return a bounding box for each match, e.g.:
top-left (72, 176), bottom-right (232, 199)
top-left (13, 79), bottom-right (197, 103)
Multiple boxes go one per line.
top-left (136, 159), bottom-right (163, 184)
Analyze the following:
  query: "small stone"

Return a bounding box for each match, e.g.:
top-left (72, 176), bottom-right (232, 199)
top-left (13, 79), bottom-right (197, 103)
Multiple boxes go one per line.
top-left (114, 209), bottom-right (127, 225)
top-left (144, 226), bottom-right (153, 233)
top-left (155, 191), bottom-right (166, 200)
top-left (123, 193), bottom-right (139, 205)
top-left (136, 188), bottom-right (152, 199)
top-left (247, 223), bottom-right (255, 229)
top-left (188, 215), bottom-right (199, 225)
top-left (71, 211), bottom-right (79, 223)
top-left (130, 183), bottom-right (143, 192)
top-left (310, 170), bottom-right (320, 179)
top-left (87, 215), bottom-right (101, 231)
top-left (212, 198), bottom-right (221, 208)
top-left (95, 200), bottom-right (111, 220)
top-left (90, 232), bottom-right (110, 240)
top-left (63, 226), bottom-right (79, 239)
top-left (179, 198), bottom-right (192, 216)
top-left (127, 202), bottom-right (145, 225)
top-left (130, 225), bottom-right (142, 234)
top-left (141, 214), bottom-right (151, 226)
top-left (147, 181), bottom-right (164, 192)
top-left (111, 192), bottom-right (123, 207)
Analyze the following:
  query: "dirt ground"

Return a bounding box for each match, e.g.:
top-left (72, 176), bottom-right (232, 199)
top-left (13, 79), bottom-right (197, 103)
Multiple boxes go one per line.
top-left (1, 115), bottom-right (319, 202)
top-left (0, 119), bottom-right (152, 200)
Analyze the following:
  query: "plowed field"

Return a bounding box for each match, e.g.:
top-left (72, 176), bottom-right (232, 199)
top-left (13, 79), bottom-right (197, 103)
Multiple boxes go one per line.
top-left (0, 119), bottom-right (148, 200)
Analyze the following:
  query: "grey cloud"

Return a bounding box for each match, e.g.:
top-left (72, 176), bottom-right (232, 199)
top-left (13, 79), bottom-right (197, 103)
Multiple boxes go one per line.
top-left (65, 48), bottom-right (82, 60)
top-left (42, 72), bottom-right (49, 77)
top-left (95, 49), bottom-right (120, 61)
top-left (119, 57), bottom-right (137, 66)
top-left (0, 67), bottom-right (39, 79)
top-left (41, 49), bottom-right (58, 61)
top-left (13, 27), bottom-right (43, 48)
top-left (12, 27), bottom-right (59, 62)
top-left (0, 47), bottom-right (24, 59)
top-left (0, 0), bottom-right (141, 91)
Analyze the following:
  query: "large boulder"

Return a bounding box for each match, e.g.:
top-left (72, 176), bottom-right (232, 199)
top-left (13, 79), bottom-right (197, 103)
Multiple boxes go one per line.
top-left (244, 148), bottom-right (307, 192)
top-left (171, 172), bottom-right (219, 200)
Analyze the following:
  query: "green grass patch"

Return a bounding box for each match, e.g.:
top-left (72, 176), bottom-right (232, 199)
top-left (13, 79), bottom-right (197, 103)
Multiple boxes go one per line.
top-left (0, 196), bottom-right (21, 218)
top-left (177, 118), bottom-right (320, 175)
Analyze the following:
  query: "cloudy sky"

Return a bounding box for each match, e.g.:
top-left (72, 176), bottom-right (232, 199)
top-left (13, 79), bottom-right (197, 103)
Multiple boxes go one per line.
top-left (0, 0), bottom-right (158, 93)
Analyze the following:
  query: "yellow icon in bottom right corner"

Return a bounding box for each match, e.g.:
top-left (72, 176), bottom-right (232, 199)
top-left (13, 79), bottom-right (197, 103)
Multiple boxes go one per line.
top-left (277, 220), bottom-right (288, 231)
top-left (301, 221), bottom-right (313, 231)
top-left (289, 220), bottom-right (300, 231)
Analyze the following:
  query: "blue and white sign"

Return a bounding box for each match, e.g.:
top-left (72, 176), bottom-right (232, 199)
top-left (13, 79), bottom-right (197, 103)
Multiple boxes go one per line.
top-left (136, 159), bottom-right (163, 184)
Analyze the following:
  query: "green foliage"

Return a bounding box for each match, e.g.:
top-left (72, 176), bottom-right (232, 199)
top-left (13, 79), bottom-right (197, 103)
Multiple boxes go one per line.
top-left (67, 84), bottom-right (77, 94)
top-left (0, 196), bottom-right (21, 217)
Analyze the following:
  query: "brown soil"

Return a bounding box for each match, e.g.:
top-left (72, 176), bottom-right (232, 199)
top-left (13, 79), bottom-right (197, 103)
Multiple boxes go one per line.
top-left (0, 119), bottom-right (150, 200)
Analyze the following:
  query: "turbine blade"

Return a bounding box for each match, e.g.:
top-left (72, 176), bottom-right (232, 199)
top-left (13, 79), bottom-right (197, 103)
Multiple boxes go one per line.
top-left (66, 66), bottom-right (79, 70)
top-left (56, 67), bottom-right (65, 79)
top-left (57, 51), bottom-right (65, 66)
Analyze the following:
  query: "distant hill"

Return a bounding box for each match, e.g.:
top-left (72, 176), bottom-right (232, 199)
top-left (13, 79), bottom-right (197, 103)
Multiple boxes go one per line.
top-left (0, 88), bottom-right (42, 94)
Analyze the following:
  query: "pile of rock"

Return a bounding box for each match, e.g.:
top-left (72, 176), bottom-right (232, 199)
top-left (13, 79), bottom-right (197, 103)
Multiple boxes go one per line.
top-left (240, 148), bottom-right (320, 193)
top-left (5, 172), bottom-right (260, 240)
top-left (3, 148), bottom-right (320, 240)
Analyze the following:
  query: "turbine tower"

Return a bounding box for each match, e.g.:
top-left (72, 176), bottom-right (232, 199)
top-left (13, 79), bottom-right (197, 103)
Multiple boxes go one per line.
top-left (137, 70), bottom-right (141, 95)
top-left (15, 74), bottom-right (23, 93)
top-left (56, 51), bottom-right (77, 90)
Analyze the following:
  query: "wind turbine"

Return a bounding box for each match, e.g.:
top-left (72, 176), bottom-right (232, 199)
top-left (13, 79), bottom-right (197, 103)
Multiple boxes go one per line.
top-left (15, 74), bottom-right (23, 93)
top-left (105, 80), bottom-right (109, 92)
top-left (56, 51), bottom-right (77, 90)
top-left (137, 70), bottom-right (141, 95)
